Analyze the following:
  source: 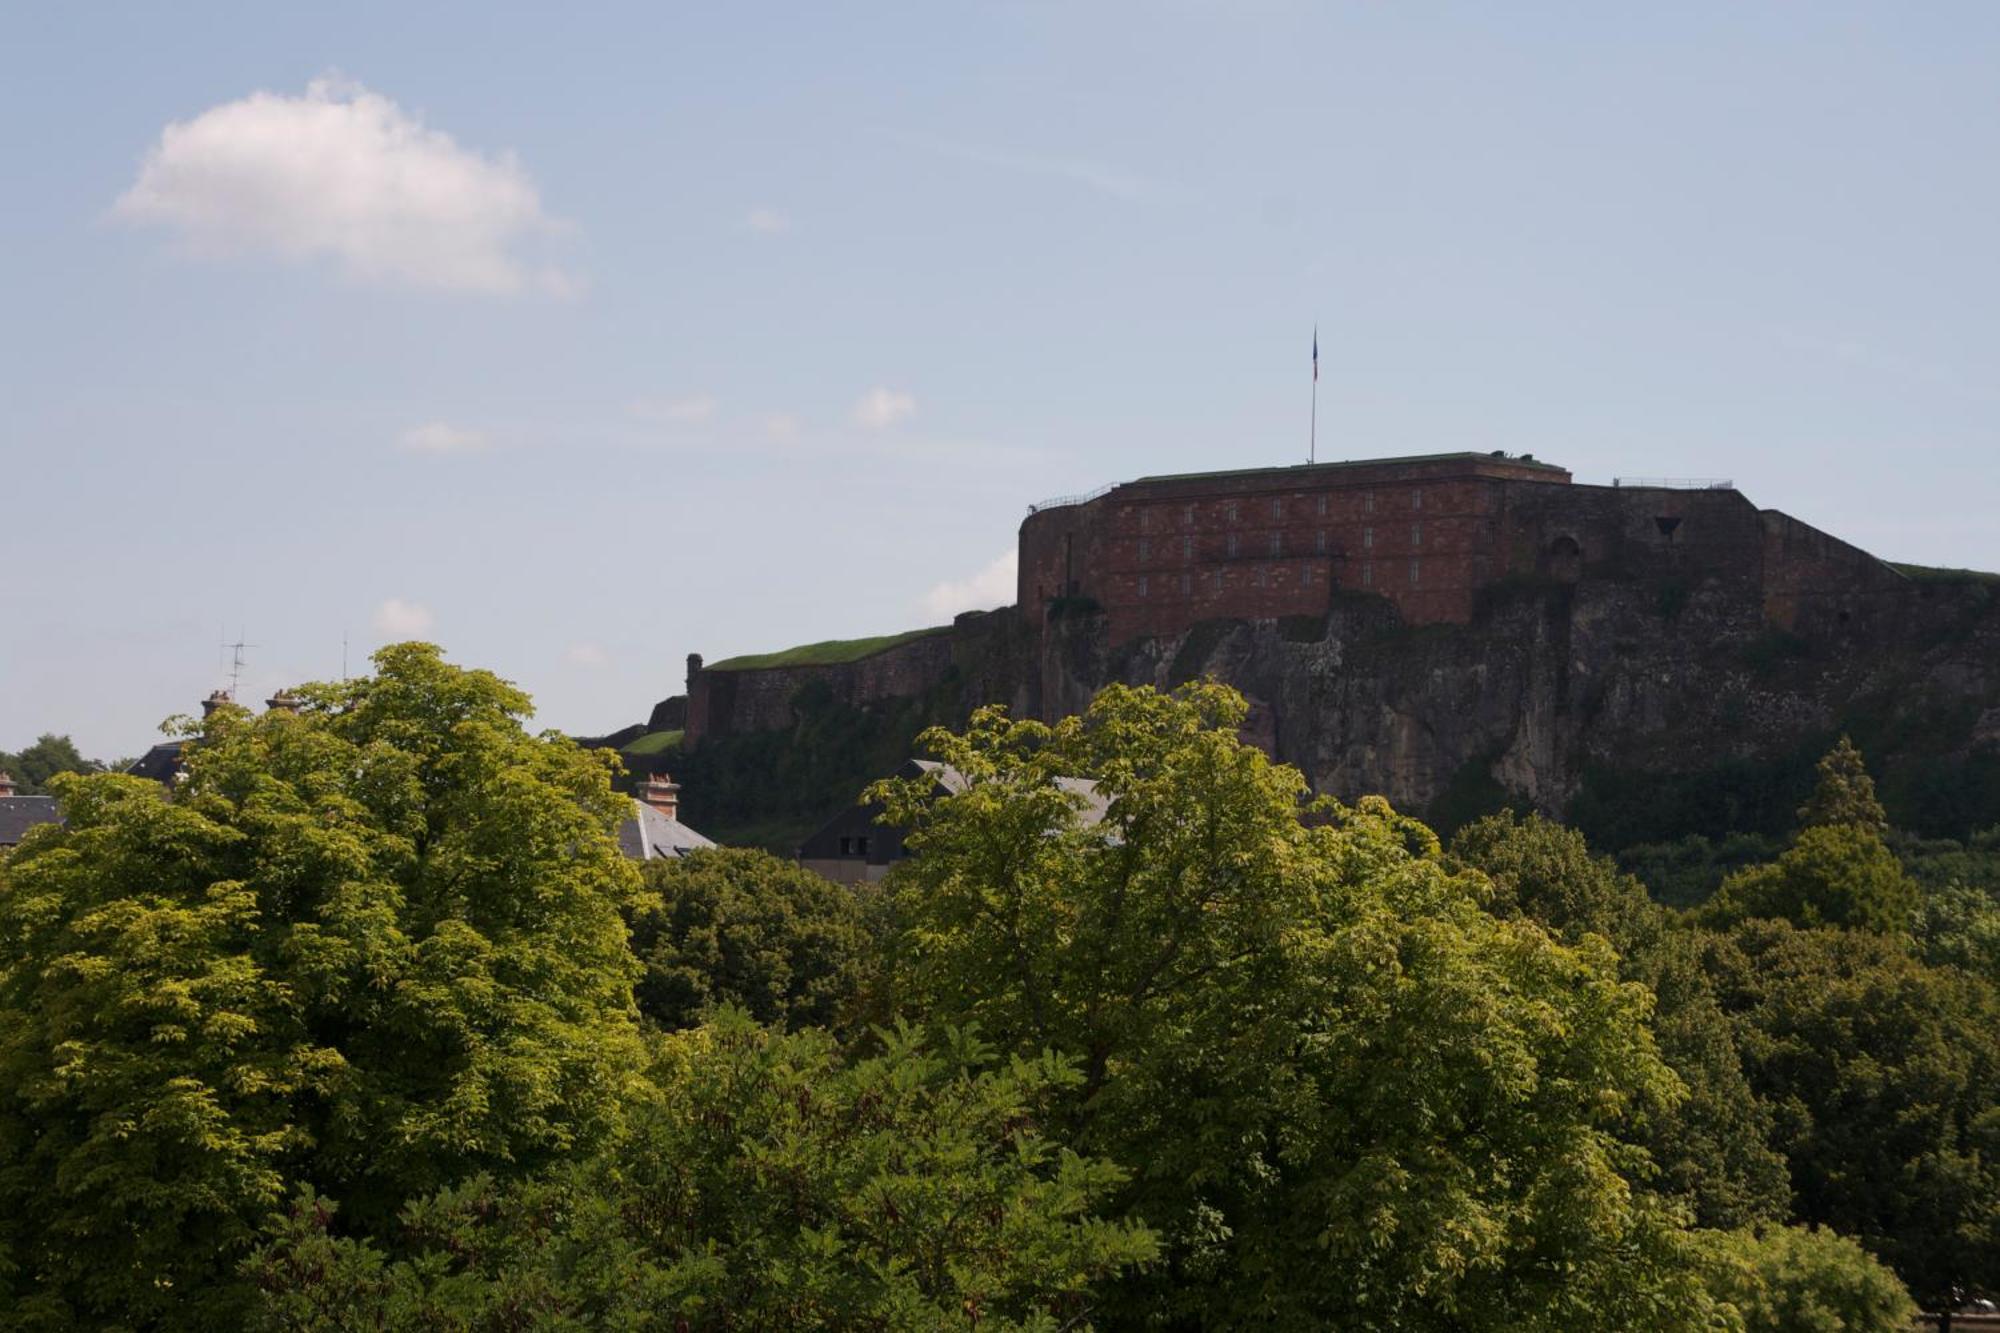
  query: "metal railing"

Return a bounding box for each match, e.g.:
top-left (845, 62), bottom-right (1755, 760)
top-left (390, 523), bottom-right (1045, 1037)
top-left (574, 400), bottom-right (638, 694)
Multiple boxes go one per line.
top-left (1612, 477), bottom-right (1735, 490)
top-left (1027, 482), bottom-right (1116, 515)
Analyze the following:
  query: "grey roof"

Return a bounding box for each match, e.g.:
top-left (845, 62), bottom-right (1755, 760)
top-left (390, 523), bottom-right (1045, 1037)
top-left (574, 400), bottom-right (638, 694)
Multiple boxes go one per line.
top-left (618, 800), bottom-right (717, 861)
top-left (126, 742), bottom-right (185, 785)
top-left (0, 795), bottom-right (61, 848)
top-left (1130, 450), bottom-right (1569, 488)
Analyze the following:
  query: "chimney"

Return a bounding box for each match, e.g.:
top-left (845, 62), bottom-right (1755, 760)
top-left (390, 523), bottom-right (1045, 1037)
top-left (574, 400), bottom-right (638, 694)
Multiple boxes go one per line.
top-left (266, 690), bottom-right (301, 714)
top-left (635, 772), bottom-right (681, 822)
top-left (0, 771), bottom-right (15, 798)
top-left (202, 689), bottom-right (233, 718)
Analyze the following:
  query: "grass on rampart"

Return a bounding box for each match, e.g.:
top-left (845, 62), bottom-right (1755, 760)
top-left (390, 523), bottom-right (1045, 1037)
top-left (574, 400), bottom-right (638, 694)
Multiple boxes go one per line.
top-left (1891, 562), bottom-right (2000, 584)
top-left (705, 626), bottom-right (951, 672)
top-left (621, 729), bottom-right (684, 757)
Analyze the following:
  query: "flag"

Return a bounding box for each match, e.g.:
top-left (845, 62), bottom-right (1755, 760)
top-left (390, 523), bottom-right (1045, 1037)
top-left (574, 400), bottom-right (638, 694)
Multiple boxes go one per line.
top-left (1312, 326), bottom-right (1319, 381)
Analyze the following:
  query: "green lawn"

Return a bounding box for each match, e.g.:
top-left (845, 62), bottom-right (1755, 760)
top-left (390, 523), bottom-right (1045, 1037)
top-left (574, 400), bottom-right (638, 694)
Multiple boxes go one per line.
top-left (621, 729), bottom-right (684, 756)
top-left (705, 626), bottom-right (951, 672)
top-left (1891, 562), bottom-right (2000, 584)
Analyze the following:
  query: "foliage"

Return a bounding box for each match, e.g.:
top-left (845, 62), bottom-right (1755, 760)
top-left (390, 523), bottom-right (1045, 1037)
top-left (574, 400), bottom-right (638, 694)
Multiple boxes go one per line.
top-left (629, 847), bottom-right (874, 1032)
top-left (1705, 1224), bottom-right (1917, 1332)
top-left (0, 733), bottom-right (103, 795)
top-left (1702, 919), bottom-right (2000, 1315)
top-left (1916, 878), bottom-right (2000, 989)
top-left (248, 1013), bottom-right (1157, 1331)
top-left (1451, 814), bottom-right (1787, 1229)
top-left (1796, 735), bottom-right (1887, 832)
top-left (873, 683), bottom-right (1730, 1329)
top-left (0, 644), bottom-right (644, 1327)
top-left (1701, 823), bottom-right (1921, 934)
top-left (705, 626), bottom-right (951, 672)
top-left (1619, 832), bottom-right (1785, 910)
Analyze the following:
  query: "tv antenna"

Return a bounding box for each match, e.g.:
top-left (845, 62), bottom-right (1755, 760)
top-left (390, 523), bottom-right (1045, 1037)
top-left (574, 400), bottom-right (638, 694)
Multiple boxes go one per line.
top-left (221, 631), bottom-right (258, 699)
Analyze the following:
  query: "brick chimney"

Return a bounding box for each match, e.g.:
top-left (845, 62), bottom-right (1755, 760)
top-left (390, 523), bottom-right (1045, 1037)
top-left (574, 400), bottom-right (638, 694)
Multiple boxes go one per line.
top-left (202, 689), bottom-right (233, 718)
top-left (635, 772), bottom-right (681, 822)
top-left (266, 690), bottom-right (301, 714)
top-left (0, 771), bottom-right (15, 797)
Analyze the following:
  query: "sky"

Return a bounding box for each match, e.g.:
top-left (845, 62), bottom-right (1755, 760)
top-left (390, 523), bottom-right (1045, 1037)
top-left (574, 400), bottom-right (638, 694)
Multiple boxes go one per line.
top-left (4, 3), bottom-right (1999, 759)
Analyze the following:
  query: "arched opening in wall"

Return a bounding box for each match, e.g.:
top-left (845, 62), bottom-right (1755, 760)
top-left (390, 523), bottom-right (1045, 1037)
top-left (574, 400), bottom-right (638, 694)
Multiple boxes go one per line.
top-left (1547, 535), bottom-right (1583, 583)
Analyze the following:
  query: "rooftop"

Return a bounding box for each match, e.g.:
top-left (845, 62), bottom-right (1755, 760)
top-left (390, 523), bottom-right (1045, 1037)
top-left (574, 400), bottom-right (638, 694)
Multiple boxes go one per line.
top-left (1131, 450), bottom-right (1569, 488)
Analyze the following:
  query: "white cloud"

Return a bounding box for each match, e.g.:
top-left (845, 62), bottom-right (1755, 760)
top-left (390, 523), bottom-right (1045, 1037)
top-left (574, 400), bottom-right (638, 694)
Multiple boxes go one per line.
top-left (566, 642), bottom-right (607, 667)
top-left (400, 421), bottom-right (486, 452)
top-left (745, 207), bottom-right (788, 234)
top-left (627, 393), bottom-right (717, 424)
top-left (853, 387), bottom-right (917, 430)
top-left (373, 597), bottom-right (434, 636)
top-left (921, 549), bottom-right (1017, 618)
top-left (114, 76), bottom-right (573, 294)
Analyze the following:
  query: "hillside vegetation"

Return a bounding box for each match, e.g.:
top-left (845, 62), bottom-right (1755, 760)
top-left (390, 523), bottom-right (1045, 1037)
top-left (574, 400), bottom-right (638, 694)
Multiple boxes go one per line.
top-left (705, 625), bottom-right (950, 671)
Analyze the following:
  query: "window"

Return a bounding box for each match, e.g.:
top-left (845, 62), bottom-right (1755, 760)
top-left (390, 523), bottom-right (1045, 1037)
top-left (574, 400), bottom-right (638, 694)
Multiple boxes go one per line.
top-left (1225, 502), bottom-right (1239, 522)
top-left (1411, 523), bottom-right (1422, 547)
top-left (1227, 532), bottom-right (1238, 557)
top-left (1138, 538), bottom-right (1150, 563)
top-left (1270, 497), bottom-right (1282, 520)
top-left (1362, 561), bottom-right (1373, 586)
top-left (1139, 508), bottom-right (1150, 532)
top-left (1253, 566), bottom-right (1265, 588)
top-left (1409, 558), bottom-right (1421, 585)
top-left (856, 836), bottom-right (870, 857)
top-left (1363, 527), bottom-right (1374, 549)
top-left (839, 836), bottom-right (851, 855)
top-left (1138, 574), bottom-right (1149, 598)
top-left (1269, 532), bottom-right (1282, 556)
top-left (1316, 530), bottom-right (1327, 554)
top-left (1185, 504), bottom-right (1195, 525)
top-left (1412, 489), bottom-right (1423, 511)
top-left (1183, 535), bottom-right (1193, 559)
top-left (1365, 491), bottom-right (1376, 513)
top-left (1302, 564), bottom-right (1313, 586)
top-left (1212, 570), bottom-right (1224, 592)
top-left (1317, 494), bottom-right (1328, 517)
top-left (1180, 572), bottom-right (1191, 594)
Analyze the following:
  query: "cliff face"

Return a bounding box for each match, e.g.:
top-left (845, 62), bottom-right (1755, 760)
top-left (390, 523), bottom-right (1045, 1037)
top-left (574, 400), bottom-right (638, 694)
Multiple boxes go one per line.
top-left (1044, 573), bottom-right (2000, 843)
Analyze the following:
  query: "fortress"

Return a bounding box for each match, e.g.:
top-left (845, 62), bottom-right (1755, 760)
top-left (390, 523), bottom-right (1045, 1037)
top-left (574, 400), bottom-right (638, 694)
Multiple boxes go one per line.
top-left (654, 449), bottom-right (1998, 848)
top-left (1016, 451), bottom-right (1905, 642)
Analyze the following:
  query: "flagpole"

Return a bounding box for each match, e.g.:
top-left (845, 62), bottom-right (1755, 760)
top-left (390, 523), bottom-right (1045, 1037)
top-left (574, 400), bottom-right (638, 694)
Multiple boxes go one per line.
top-left (1309, 324), bottom-right (1318, 464)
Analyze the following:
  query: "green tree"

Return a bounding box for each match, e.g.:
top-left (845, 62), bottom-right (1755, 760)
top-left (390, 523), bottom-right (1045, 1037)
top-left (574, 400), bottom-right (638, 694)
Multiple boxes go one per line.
top-left (1797, 735), bottom-right (1888, 832)
top-left (0, 733), bottom-right (101, 795)
top-left (873, 684), bottom-right (1728, 1329)
top-left (1451, 813), bottom-right (1788, 1229)
top-left (248, 1012), bottom-right (1157, 1331)
top-left (1702, 823), bottom-right (1921, 933)
top-left (1703, 919), bottom-right (2000, 1316)
top-left (1706, 1224), bottom-right (1917, 1333)
top-left (0, 644), bottom-right (644, 1327)
top-left (629, 846), bottom-right (874, 1031)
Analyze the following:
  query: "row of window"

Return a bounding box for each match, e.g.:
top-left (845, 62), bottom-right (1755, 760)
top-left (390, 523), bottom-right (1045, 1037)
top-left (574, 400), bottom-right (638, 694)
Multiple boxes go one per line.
top-left (1136, 525), bottom-right (1423, 563)
top-left (1134, 489), bottom-right (1422, 532)
top-left (1133, 559), bottom-right (1423, 598)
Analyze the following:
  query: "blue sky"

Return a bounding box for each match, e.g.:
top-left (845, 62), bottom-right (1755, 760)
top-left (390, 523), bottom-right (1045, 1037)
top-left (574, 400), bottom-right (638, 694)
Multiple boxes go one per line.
top-left (5, 3), bottom-right (1998, 758)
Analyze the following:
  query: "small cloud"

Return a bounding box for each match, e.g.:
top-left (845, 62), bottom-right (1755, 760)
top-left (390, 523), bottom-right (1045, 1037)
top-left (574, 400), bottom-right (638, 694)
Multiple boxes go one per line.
top-left (373, 597), bottom-right (434, 636)
top-left (921, 549), bottom-right (1016, 618)
top-left (853, 387), bottom-right (917, 430)
top-left (763, 412), bottom-right (801, 443)
top-left (627, 393), bottom-right (717, 424)
top-left (400, 421), bottom-right (486, 453)
top-left (745, 207), bottom-right (788, 234)
top-left (114, 75), bottom-right (574, 294)
top-left (566, 642), bottom-right (607, 667)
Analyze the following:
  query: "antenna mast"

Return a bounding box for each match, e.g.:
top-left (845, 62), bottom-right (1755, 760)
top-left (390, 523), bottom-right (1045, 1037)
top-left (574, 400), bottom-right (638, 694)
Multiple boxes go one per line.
top-left (221, 631), bottom-right (258, 699)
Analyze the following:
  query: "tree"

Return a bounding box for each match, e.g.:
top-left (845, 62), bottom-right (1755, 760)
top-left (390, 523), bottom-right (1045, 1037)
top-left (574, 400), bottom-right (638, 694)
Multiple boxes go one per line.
top-left (0, 732), bottom-right (101, 795)
top-left (1706, 1225), bottom-right (1917, 1333)
top-left (1798, 735), bottom-right (1888, 832)
top-left (1450, 813), bottom-right (1788, 1229)
top-left (1702, 919), bottom-right (2000, 1316)
top-left (629, 846), bottom-right (874, 1031)
top-left (873, 684), bottom-right (1729, 1329)
top-left (248, 1012), bottom-right (1157, 1330)
top-left (0, 644), bottom-right (644, 1327)
top-left (1702, 823), bottom-right (1920, 934)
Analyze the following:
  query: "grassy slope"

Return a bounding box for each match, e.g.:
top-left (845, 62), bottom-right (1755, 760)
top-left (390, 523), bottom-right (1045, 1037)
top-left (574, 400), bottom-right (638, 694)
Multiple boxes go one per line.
top-left (705, 626), bottom-right (951, 672)
top-left (621, 729), bottom-right (683, 756)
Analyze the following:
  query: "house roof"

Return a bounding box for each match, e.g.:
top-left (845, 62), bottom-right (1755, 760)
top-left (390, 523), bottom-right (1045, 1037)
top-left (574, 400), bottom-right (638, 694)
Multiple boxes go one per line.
top-left (0, 795), bottom-right (61, 848)
top-left (618, 799), bottom-right (717, 861)
top-left (126, 741), bottom-right (185, 785)
top-left (909, 759), bottom-right (1111, 825)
